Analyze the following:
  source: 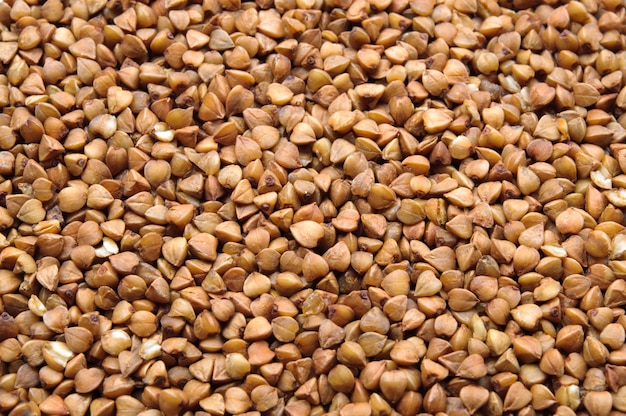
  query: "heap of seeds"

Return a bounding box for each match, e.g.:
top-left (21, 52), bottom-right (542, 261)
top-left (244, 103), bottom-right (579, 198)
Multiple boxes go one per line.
top-left (1, 0), bottom-right (626, 414)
